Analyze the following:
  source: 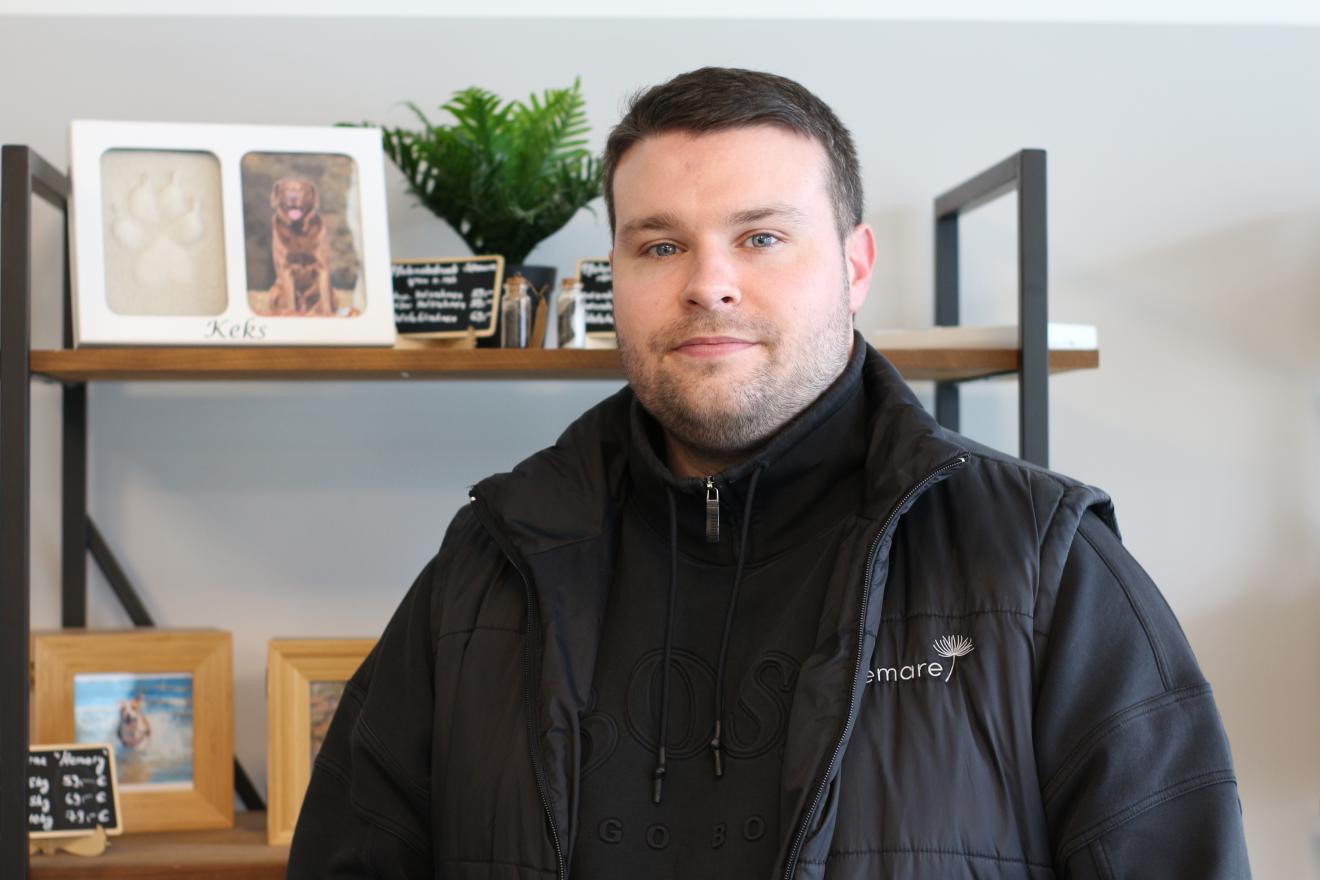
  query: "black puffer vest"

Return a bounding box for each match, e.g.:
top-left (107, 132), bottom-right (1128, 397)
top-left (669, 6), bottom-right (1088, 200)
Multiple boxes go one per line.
top-left (289, 340), bottom-right (1248, 879)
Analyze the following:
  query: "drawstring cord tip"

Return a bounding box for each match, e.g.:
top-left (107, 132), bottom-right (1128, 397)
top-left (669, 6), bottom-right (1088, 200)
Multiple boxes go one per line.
top-left (710, 721), bottom-right (724, 778)
top-left (652, 748), bottom-right (667, 804)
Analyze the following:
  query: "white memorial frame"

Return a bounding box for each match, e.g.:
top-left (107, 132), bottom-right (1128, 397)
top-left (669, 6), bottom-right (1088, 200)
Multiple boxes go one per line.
top-left (69, 120), bottom-right (395, 347)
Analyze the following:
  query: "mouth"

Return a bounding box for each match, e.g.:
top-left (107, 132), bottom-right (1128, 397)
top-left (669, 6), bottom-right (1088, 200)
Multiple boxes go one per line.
top-left (672, 336), bottom-right (758, 359)
top-left (286, 208), bottom-right (304, 221)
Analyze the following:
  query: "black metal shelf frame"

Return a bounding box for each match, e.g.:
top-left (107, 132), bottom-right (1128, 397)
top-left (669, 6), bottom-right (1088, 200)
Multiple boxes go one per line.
top-left (1, 146), bottom-right (262, 880)
top-left (934, 148), bottom-right (1049, 468)
top-left (1, 145), bottom-right (1054, 878)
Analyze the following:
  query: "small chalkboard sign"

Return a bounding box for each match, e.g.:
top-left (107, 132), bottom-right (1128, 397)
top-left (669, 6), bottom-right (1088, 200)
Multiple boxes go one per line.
top-left (28, 743), bottom-right (122, 838)
top-left (576, 258), bottom-right (615, 338)
top-left (392, 256), bottom-right (505, 338)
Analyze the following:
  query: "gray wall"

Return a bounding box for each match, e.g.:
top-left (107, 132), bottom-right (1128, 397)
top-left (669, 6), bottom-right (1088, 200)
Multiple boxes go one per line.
top-left (3, 17), bottom-right (1317, 877)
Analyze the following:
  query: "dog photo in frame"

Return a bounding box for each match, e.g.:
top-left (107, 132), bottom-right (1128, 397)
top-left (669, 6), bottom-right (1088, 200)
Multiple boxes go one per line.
top-left (69, 120), bottom-right (395, 347)
top-left (30, 629), bottom-right (234, 833)
top-left (266, 638), bottom-right (375, 845)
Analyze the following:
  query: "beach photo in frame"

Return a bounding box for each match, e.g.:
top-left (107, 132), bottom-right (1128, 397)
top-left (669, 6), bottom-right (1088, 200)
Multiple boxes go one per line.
top-left (266, 638), bottom-right (375, 845)
top-left (68, 120), bottom-right (395, 346)
top-left (30, 630), bottom-right (234, 833)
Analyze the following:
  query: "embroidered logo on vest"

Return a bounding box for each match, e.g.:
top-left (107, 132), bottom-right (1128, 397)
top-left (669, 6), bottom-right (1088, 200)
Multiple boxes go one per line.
top-left (866, 634), bottom-right (975, 686)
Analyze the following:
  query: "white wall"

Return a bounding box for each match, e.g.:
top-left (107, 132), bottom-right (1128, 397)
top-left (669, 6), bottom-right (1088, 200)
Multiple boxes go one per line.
top-left (5, 0), bottom-right (1320, 24)
top-left (3, 16), bottom-right (1317, 877)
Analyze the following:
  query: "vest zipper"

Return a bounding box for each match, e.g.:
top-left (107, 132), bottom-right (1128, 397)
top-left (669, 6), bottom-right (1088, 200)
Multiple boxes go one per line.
top-left (705, 476), bottom-right (720, 543)
top-left (781, 453), bottom-right (968, 880)
top-left (469, 493), bottom-right (567, 880)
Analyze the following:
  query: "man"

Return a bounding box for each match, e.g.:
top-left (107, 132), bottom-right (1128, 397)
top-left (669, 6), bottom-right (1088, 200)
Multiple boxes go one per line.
top-left (289, 68), bottom-right (1250, 878)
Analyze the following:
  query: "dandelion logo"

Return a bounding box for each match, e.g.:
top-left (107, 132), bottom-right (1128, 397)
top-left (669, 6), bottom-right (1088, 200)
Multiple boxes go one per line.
top-left (865, 634), bottom-right (978, 688)
top-left (931, 635), bottom-right (975, 683)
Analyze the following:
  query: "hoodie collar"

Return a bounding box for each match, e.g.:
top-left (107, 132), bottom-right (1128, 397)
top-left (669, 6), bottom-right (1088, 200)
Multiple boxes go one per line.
top-left (474, 334), bottom-right (967, 561)
top-left (626, 334), bottom-right (870, 566)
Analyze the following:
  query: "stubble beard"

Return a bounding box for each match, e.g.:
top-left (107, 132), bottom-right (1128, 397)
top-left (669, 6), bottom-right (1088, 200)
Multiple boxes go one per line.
top-left (620, 288), bottom-right (855, 464)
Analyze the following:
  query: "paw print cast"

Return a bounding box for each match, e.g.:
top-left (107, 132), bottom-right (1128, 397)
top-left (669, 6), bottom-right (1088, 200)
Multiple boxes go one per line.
top-left (109, 171), bottom-right (206, 288)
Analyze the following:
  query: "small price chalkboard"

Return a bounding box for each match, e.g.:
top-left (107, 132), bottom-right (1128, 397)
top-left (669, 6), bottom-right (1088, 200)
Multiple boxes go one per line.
top-left (576, 258), bottom-right (615, 338)
top-left (392, 256), bottom-right (505, 338)
top-left (28, 743), bottom-right (122, 838)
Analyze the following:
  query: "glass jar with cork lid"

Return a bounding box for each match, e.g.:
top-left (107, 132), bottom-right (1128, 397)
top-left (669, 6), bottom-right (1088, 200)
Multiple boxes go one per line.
top-left (556, 276), bottom-right (587, 349)
top-left (499, 273), bottom-right (534, 348)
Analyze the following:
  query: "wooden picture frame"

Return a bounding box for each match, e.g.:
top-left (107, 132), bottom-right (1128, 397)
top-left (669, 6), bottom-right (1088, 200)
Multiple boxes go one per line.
top-left (266, 638), bottom-right (375, 845)
top-left (30, 629), bottom-right (233, 833)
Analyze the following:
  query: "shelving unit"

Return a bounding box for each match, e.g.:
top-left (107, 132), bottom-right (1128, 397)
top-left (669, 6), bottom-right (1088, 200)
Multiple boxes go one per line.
top-left (28, 344), bottom-right (1095, 384)
top-left (1, 145), bottom-right (1094, 879)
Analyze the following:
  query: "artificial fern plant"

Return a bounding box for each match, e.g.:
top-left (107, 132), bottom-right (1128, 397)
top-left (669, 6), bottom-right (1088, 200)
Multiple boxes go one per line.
top-left (363, 80), bottom-right (602, 267)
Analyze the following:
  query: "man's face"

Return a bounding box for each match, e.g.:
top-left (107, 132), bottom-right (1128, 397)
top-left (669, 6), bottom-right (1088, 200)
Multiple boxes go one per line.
top-left (611, 125), bottom-right (875, 465)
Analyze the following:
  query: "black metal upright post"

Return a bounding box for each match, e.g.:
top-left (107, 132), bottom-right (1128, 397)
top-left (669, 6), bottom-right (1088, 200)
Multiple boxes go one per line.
top-left (1016, 151), bottom-right (1049, 468)
top-left (2, 146), bottom-right (34, 880)
top-left (2, 146), bottom-right (71, 879)
top-left (934, 213), bottom-right (960, 432)
top-left (932, 149), bottom-right (1049, 467)
top-left (62, 394), bottom-right (88, 625)
top-left (62, 207), bottom-right (88, 627)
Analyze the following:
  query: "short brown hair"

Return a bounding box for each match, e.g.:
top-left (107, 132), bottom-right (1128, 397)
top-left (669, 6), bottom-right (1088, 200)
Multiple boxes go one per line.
top-left (603, 67), bottom-right (863, 241)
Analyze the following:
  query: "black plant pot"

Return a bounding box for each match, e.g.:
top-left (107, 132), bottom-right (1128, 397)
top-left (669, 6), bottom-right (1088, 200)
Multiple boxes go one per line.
top-left (480, 263), bottom-right (557, 348)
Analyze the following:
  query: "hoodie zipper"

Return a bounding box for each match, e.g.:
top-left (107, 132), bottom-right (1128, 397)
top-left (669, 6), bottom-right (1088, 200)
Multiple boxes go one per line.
top-left (781, 453), bottom-right (968, 880)
top-left (704, 476), bottom-right (720, 543)
top-left (469, 493), bottom-right (567, 880)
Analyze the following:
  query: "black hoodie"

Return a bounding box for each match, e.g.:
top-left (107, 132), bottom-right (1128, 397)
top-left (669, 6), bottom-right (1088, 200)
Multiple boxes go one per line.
top-left (288, 337), bottom-right (1250, 878)
top-left (572, 341), bottom-right (868, 878)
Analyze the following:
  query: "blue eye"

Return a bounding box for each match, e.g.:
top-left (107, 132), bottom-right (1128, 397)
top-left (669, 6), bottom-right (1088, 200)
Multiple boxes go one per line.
top-left (647, 242), bottom-right (679, 258)
top-left (748, 233), bottom-right (780, 248)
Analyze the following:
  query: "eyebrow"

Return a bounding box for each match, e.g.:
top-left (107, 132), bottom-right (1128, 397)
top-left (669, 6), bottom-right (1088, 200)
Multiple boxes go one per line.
top-left (617, 211), bottom-right (683, 241)
top-left (726, 204), bottom-right (808, 227)
top-left (617, 204), bottom-right (808, 241)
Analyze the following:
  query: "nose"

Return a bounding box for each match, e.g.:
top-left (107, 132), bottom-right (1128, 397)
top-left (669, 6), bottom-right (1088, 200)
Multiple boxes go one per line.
top-left (682, 247), bottom-right (742, 310)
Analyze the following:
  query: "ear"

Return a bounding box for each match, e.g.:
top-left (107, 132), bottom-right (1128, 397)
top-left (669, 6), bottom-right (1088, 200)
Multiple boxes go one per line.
top-left (270, 180), bottom-right (282, 209)
top-left (845, 222), bottom-right (877, 315)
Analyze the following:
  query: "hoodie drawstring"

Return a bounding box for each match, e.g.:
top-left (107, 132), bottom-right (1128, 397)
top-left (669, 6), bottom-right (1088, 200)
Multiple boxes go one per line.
top-left (653, 488), bottom-right (680, 804)
top-left (652, 465), bottom-right (765, 803)
top-left (710, 463), bottom-right (763, 779)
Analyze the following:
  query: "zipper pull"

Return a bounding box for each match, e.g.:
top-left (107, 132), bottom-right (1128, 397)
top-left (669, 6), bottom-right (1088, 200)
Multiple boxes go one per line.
top-left (704, 477), bottom-right (720, 543)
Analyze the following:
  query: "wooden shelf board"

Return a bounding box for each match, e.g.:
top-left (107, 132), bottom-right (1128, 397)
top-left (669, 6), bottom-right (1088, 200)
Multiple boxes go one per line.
top-left (888, 348), bottom-right (1099, 382)
top-left (30, 810), bottom-right (287, 880)
top-left (28, 346), bottom-right (1097, 383)
top-left (30, 346), bottom-right (624, 382)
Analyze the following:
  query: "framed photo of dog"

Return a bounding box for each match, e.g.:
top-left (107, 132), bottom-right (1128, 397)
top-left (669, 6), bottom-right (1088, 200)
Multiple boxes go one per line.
top-left (30, 629), bottom-right (234, 833)
top-left (68, 120), bottom-right (395, 346)
top-left (266, 638), bottom-right (375, 845)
